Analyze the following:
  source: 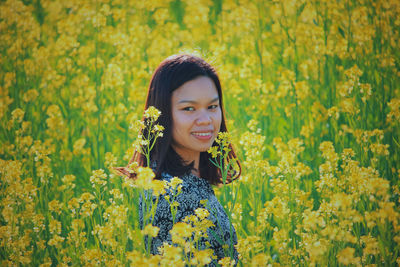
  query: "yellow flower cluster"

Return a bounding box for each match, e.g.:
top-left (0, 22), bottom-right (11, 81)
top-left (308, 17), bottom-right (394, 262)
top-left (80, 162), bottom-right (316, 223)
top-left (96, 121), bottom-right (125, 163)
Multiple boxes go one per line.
top-left (89, 169), bottom-right (108, 187)
top-left (158, 206), bottom-right (215, 265)
top-left (208, 132), bottom-right (232, 159)
top-left (144, 106), bottom-right (161, 121)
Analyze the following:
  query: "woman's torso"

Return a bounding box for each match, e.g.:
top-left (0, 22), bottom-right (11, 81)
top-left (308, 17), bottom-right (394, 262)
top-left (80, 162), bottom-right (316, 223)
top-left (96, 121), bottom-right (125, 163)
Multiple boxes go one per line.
top-left (139, 171), bottom-right (238, 265)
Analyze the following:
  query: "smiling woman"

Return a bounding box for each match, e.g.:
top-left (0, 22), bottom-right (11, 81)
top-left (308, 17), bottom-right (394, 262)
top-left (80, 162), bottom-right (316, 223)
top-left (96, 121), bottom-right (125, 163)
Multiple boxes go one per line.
top-left (171, 76), bottom-right (222, 176)
top-left (124, 54), bottom-right (240, 185)
top-left (116, 54), bottom-right (241, 265)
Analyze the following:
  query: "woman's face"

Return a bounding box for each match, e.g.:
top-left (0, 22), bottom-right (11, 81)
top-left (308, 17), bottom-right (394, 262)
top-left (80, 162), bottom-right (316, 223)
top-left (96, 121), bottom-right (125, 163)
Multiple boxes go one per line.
top-left (171, 76), bottom-right (222, 162)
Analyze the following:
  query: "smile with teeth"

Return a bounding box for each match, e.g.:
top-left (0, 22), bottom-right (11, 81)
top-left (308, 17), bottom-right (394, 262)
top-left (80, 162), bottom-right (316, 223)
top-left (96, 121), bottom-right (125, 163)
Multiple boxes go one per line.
top-left (192, 132), bottom-right (213, 139)
top-left (192, 132), bottom-right (212, 136)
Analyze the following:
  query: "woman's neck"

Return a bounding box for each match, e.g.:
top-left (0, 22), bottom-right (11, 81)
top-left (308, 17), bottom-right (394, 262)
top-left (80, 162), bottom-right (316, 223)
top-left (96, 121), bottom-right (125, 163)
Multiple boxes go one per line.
top-left (171, 145), bottom-right (200, 175)
top-left (191, 168), bottom-right (200, 177)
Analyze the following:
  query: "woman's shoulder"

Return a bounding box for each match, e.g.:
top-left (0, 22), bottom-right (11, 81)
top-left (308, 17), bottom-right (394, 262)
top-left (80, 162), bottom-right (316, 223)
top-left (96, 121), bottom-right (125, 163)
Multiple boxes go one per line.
top-left (159, 171), bottom-right (173, 181)
top-left (153, 161), bottom-right (212, 188)
top-left (160, 171), bottom-right (214, 196)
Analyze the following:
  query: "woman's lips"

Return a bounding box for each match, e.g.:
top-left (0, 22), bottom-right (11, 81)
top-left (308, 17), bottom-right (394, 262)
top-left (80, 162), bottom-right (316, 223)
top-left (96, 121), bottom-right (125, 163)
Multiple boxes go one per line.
top-left (191, 131), bottom-right (213, 140)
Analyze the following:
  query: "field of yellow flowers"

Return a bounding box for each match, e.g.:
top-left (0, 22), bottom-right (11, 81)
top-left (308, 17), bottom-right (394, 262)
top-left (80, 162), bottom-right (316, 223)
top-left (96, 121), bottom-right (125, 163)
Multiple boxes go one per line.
top-left (1, 0), bottom-right (400, 266)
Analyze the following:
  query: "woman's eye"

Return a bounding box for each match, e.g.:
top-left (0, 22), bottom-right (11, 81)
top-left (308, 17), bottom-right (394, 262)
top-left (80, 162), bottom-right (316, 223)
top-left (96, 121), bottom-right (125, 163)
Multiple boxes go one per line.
top-left (208, 104), bottom-right (218, 109)
top-left (183, 107), bottom-right (194, 111)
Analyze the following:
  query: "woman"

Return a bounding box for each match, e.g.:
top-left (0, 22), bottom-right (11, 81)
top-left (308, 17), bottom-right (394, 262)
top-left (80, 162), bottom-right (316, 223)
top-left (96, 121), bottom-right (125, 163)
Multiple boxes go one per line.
top-left (117, 54), bottom-right (241, 265)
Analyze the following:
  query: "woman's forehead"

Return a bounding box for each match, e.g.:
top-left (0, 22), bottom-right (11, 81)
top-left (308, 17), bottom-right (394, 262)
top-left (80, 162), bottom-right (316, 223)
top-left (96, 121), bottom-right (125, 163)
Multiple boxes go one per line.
top-left (172, 76), bottom-right (219, 103)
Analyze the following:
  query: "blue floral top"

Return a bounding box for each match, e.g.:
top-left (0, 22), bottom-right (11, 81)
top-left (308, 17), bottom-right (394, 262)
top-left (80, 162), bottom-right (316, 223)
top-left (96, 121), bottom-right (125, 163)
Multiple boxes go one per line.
top-left (139, 171), bottom-right (238, 265)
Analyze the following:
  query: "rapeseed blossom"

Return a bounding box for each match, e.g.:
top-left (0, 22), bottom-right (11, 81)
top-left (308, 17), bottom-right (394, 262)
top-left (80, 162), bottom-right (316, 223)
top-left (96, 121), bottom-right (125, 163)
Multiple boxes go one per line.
top-left (89, 169), bottom-right (107, 187)
top-left (135, 167), bottom-right (155, 190)
top-left (142, 224), bottom-right (160, 238)
top-left (170, 222), bottom-right (193, 245)
top-left (144, 106), bottom-right (161, 120)
top-left (218, 257), bottom-right (236, 267)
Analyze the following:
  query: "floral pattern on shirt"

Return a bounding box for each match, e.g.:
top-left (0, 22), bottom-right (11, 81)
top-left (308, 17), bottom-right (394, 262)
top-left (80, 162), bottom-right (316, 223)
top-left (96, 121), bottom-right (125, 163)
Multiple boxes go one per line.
top-left (139, 171), bottom-right (238, 266)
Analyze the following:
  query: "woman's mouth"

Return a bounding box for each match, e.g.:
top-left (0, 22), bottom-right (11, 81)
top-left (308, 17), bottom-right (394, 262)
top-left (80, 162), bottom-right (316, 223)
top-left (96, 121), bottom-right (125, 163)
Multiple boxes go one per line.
top-left (191, 131), bottom-right (213, 140)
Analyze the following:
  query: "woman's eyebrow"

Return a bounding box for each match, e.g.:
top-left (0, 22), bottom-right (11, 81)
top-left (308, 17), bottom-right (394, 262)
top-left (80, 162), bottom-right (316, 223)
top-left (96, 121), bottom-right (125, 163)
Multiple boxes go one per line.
top-left (178, 97), bottom-right (219, 104)
top-left (209, 96), bottom-right (219, 103)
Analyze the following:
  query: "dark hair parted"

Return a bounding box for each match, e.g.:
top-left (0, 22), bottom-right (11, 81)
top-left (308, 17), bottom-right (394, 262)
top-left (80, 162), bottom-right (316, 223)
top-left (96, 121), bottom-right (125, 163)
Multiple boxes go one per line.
top-left (115, 54), bottom-right (241, 185)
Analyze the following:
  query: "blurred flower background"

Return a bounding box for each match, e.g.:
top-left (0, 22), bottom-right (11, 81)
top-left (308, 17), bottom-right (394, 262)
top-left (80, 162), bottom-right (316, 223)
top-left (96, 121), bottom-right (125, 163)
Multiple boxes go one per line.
top-left (0, 0), bottom-right (399, 265)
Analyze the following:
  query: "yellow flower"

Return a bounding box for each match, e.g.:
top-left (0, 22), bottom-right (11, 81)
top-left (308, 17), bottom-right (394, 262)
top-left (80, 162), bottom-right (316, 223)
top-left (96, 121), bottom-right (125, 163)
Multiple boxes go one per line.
top-left (49, 219), bottom-right (61, 235)
top-left (11, 108), bottom-right (25, 123)
top-left (236, 235), bottom-right (264, 264)
top-left (303, 237), bottom-right (329, 263)
top-left (36, 240), bottom-right (46, 250)
top-left (153, 124), bottom-right (164, 132)
top-left (246, 119), bottom-right (259, 132)
top-left (170, 222), bottom-right (192, 245)
top-left (191, 249), bottom-right (213, 266)
top-left (250, 253), bottom-right (271, 266)
top-left (158, 243), bottom-right (183, 265)
top-left (145, 254), bottom-right (162, 266)
top-left (80, 202), bottom-right (97, 217)
top-left (126, 161), bottom-right (139, 174)
top-left (369, 143), bottom-right (390, 156)
top-left (200, 199), bottom-right (208, 206)
top-left (130, 120), bottom-right (145, 131)
top-left (295, 81), bottom-right (310, 102)
top-left (136, 167), bottom-right (155, 190)
top-left (300, 121), bottom-right (314, 139)
top-left (151, 180), bottom-right (166, 197)
top-left (67, 198), bottom-right (80, 215)
top-left (142, 224), bottom-right (159, 238)
top-left (22, 89), bottom-right (39, 102)
top-left (140, 139), bottom-right (149, 146)
top-left (127, 250), bottom-right (145, 265)
top-left (103, 204), bottom-right (128, 227)
top-left (61, 174), bottom-right (76, 189)
top-left (386, 98), bottom-right (400, 125)
top-left (48, 200), bottom-right (62, 215)
top-left (319, 141), bottom-right (339, 164)
top-left (339, 98), bottom-right (360, 115)
top-left (287, 138), bottom-right (304, 155)
top-left (341, 148), bottom-right (355, 161)
top-left (80, 248), bottom-right (103, 265)
top-left (104, 152), bottom-right (118, 167)
top-left (216, 132), bottom-right (231, 147)
top-left (331, 193), bottom-right (352, 210)
top-left (218, 257), bottom-right (236, 267)
top-left (78, 193), bottom-right (95, 204)
top-left (144, 106), bottom-right (161, 120)
top-left (71, 219), bottom-right (84, 233)
top-left (104, 63), bottom-right (125, 88)
top-left (169, 176), bottom-right (183, 189)
top-left (195, 208), bottom-right (209, 220)
top-left (302, 209), bottom-right (325, 231)
top-left (48, 235), bottom-right (65, 248)
top-left (337, 247), bottom-right (359, 265)
top-left (207, 146), bottom-right (219, 158)
top-left (110, 189), bottom-right (123, 200)
top-left (89, 169), bottom-right (107, 187)
top-left (73, 138), bottom-right (86, 155)
top-left (361, 235), bottom-right (379, 256)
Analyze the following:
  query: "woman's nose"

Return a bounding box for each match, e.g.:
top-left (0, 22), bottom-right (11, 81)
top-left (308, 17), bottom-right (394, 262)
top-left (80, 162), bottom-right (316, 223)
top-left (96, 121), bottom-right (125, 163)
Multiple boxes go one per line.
top-left (196, 110), bottom-right (212, 125)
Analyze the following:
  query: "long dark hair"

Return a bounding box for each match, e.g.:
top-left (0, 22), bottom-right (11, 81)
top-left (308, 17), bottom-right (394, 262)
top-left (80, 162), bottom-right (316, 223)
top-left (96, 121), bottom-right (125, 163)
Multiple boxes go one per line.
top-left (115, 54), bottom-right (241, 185)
